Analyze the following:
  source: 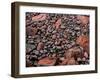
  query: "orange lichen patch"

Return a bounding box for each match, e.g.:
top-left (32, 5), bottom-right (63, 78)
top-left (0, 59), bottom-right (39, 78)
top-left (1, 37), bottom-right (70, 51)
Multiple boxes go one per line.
top-left (32, 14), bottom-right (47, 21)
top-left (54, 19), bottom-right (61, 29)
top-left (38, 57), bottom-right (56, 66)
top-left (37, 42), bottom-right (44, 51)
top-left (76, 35), bottom-right (89, 50)
top-left (77, 16), bottom-right (89, 25)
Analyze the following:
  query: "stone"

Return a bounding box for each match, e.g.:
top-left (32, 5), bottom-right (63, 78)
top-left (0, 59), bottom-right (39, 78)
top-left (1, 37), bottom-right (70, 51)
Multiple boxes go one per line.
top-left (40, 50), bottom-right (44, 54)
top-left (54, 19), bottom-right (61, 29)
top-left (67, 58), bottom-right (77, 65)
top-left (52, 34), bottom-right (57, 39)
top-left (84, 52), bottom-right (89, 59)
top-left (26, 44), bottom-right (36, 53)
top-left (64, 46), bottom-right (82, 59)
top-left (56, 46), bottom-right (62, 50)
top-left (26, 13), bottom-right (90, 66)
top-left (77, 15), bottom-right (89, 25)
top-left (26, 27), bottom-right (38, 36)
top-left (33, 50), bottom-right (40, 55)
top-left (38, 57), bottom-right (56, 66)
top-left (32, 14), bottom-right (47, 21)
top-left (76, 35), bottom-right (89, 52)
top-left (52, 30), bottom-right (57, 34)
top-left (82, 57), bottom-right (86, 61)
top-left (61, 25), bottom-right (66, 29)
top-left (37, 42), bottom-right (44, 51)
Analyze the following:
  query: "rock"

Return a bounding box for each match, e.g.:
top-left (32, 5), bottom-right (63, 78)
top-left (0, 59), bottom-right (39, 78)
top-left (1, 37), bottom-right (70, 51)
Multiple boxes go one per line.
top-left (64, 46), bottom-right (82, 59)
top-left (76, 20), bottom-right (81, 24)
top-left (26, 13), bottom-right (89, 66)
top-left (38, 57), bottom-right (56, 66)
top-left (26, 44), bottom-right (36, 53)
top-left (61, 25), bottom-right (66, 29)
top-left (63, 34), bottom-right (67, 38)
top-left (77, 15), bottom-right (89, 25)
top-left (52, 34), bottom-right (57, 39)
top-left (37, 42), bottom-right (44, 51)
top-left (84, 52), bottom-right (89, 59)
top-left (40, 50), bottom-right (44, 54)
top-left (76, 35), bottom-right (89, 52)
top-left (82, 57), bottom-right (86, 61)
top-left (77, 57), bottom-right (82, 62)
top-left (67, 58), bottom-right (77, 65)
top-left (54, 19), bottom-right (61, 29)
top-left (41, 25), bottom-right (47, 29)
top-left (32, 14), bottom-right (47, 21)
top-left (56, 46), bottom-right (62, 50)
top-left (52, 30), bottom-right (57, 34)
top-left (55, 40), bottom-right (60, 45)
top-left (43, 49), bottom-right (47, 53)
top-left (75, 27), bottom-right (80, 31)
top-left (33, 50), bottom-right (40, 55)
top-left (26, 27), bottom-right (38, 36)
top-left (26, 59), bottom-right (33, 67)
top-left (60, 57), bottom-right (65, 61)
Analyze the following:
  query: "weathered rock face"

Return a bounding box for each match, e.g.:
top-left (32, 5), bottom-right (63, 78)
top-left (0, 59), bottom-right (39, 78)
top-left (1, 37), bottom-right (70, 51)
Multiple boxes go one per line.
top-left (26, 12), bottom-right (89, 67)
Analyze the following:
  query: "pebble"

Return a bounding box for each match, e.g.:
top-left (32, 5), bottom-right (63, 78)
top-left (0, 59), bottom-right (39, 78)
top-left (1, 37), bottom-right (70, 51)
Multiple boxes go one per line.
top-left (52, 34), bottom-right (57, 39)
top-left (37, 42), bottom-right (44, 51)
top-left (33, 50), bottom-right (40, 55)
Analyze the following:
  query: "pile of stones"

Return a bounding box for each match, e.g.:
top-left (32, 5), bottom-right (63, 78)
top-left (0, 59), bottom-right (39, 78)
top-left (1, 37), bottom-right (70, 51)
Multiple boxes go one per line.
top-left (26, 12), bottom-right (89, 67)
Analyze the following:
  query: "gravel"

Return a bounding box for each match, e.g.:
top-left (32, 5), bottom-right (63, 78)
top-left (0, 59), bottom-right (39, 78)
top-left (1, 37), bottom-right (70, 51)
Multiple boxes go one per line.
top-left (26, 12), bottom-right (89, 67)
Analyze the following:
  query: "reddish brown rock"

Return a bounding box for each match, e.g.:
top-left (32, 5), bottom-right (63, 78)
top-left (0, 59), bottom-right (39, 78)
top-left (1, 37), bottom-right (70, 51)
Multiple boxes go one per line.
top-left (32, 14), bottom-right (47, 21)
top-left (77, 15), bottom-right (89, 25)
top-left (64, 46), bottom-right (81, 59)
top-left (37, 42), bottom-right (44, 51)
top-left (54, 19), bottom-right (61, 29)
top-left (83, 52), bottom-right (89, 59)
top-left (38, 57), bottom-right (56, 66)
top-left (76, 35), bottom-right (89, 52)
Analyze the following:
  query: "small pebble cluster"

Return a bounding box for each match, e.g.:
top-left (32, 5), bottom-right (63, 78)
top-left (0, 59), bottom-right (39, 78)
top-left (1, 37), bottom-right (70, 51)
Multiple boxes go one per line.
top-left (26, 12), bottom-right (89, 67)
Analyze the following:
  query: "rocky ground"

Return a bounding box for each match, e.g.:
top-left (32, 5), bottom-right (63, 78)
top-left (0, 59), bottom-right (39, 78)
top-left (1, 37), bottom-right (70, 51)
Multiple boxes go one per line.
top-left (26, 12), bottom-right (89, 67)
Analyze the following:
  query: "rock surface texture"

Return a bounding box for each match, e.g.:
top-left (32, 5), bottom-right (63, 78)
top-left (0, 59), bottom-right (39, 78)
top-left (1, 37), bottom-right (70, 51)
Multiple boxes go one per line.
top-left (26, 12), bottom-right (89, 67)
